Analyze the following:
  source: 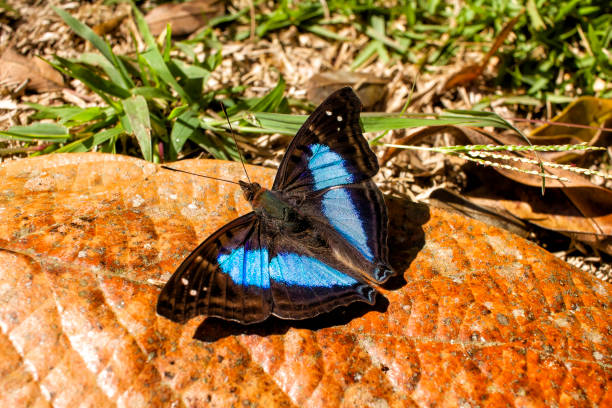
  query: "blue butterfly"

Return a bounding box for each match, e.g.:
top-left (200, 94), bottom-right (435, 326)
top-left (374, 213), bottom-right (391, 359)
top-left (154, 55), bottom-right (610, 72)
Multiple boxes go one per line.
top-left (157, 87), bottom-right (395, 324)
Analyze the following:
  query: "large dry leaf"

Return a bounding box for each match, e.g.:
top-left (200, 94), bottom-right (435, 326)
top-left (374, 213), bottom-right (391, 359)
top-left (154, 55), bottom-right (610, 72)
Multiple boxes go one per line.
top-left (0, 48), bottom-right (64, 93)
top-left (0, 153), bottom-right (611, 407)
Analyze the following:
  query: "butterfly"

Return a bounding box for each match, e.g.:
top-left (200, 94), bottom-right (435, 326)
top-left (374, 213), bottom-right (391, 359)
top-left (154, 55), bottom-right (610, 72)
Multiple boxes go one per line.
top-left (157, 87), bottom-right (395, 325)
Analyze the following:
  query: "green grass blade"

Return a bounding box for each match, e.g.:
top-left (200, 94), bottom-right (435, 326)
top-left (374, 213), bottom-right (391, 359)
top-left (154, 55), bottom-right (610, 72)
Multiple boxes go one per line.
top-left (127, 0), bottom-right (156, 48)
top-left (250, 112), bottom-right (305, 134)
top-left (53, 6), bottom-right (114, 64)
top-left (351, 41), bottom-right (380, 69)
top-left (0, 123), bottom-right (69, 141)
top-left (77, 53), bottom-right (129, 89)
top-left (140, 48), bottom-right (190, 103)
top-left (251, 111), bottom-right (487, 134)
top-left (52, 6), bottom-right (133, 88)
top-left (127, 0), bottom-right (190, 102)
top-left (55, 127), bottom-right (122, 153)
top-left (249, 77), bottom-right (286, 112)
top-left (131, 87), bottom-right (173, 100)
top-left (361, 115), bottom-right (480, 132)
top-left (170, 109), bottom-right (200, 160)
top-left (52, 56), bottom-right (131, 100)
top-left (122, 96), bottom-right (152, 161)
top-left (305, 25), bottom-right (348, 41)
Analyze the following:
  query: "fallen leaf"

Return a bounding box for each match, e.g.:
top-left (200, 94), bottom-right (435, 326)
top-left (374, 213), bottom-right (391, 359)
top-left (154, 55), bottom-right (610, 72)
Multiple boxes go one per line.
top-left (307, 71), bottom-right (388, 110)
top-left (528, 97), bottom-right (612, 162)
top-left (92, 13), bottom-right (128, 36)
top-left (385, 125), bottom-right (612, 254)
top-left (144, 0), bottom-right (224, 36)
top-left (0, 153), bottom-right (610, 406)
top-left (443, 14), bottom-right (522, 91)
top-left (0, 48), bottom-right (64, 93)
top-left (428, 187), bottom-right (530, 238)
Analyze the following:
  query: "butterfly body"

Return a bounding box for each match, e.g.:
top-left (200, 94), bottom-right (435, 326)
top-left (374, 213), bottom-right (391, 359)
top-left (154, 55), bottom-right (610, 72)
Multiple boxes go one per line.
top-left (158, 87), bottom-right (394, 325)
top-left (242, 182), bottom-right (306, 233)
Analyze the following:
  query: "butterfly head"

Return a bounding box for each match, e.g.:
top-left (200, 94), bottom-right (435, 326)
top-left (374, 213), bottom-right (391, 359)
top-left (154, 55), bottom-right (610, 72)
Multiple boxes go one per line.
top-left (239, 180), bottom-right (263, 203)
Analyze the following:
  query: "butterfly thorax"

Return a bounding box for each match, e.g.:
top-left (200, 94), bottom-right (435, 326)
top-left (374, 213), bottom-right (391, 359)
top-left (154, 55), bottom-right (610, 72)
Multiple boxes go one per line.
top-left (239, 180), bottom-right (306, 234)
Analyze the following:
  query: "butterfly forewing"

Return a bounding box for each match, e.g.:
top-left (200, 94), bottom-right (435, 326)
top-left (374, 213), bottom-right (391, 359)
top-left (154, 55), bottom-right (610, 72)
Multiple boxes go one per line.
top-left (273, 87), bottom-right (379, 193)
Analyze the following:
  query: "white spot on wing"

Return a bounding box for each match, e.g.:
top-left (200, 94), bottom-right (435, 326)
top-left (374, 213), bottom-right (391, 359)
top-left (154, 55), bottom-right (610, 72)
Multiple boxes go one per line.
top-left (337, 115), bottom-right (343, 122)
top-left (181, 278), bottom-right (189, 285)
top-left (336, 127), bottom-right (341, 132)
top-left (189, 289), bottom-right (197, 296)
top-left (325, 110), bottom-right (332, 116)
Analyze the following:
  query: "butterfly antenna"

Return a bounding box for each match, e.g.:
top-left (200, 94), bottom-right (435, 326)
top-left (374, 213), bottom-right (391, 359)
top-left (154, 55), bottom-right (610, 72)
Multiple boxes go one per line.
top-left (220, 101), bottom-right (252, 184)
top-left (161, 165), bottom-right (240, 185)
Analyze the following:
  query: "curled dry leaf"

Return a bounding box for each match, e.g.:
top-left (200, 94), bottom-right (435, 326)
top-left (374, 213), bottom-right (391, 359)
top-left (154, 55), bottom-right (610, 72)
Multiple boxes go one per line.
top-left (427, 187), bottom-right (530, 238)
top-left (0, 153), bottom-right (610, 407)
top-left (144, 0), bottom-right (224, 36)
top-left (0, 48), bottom-right (64, 93)
top-left (528, 97), bottom-right (612, 162)
top-left (443, 14), bottom-right (522, 91)
top-left (307, 71), bottom-right (388, 111)
top-left (92, 13), bottom-right (129, 36)
top-left (385, 125), bottom-right (612, 255)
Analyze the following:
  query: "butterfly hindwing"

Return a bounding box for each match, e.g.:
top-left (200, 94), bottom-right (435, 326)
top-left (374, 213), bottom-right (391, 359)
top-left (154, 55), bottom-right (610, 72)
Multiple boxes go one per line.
top-left (157, 213), bottom-right (273, 324)
top-left (273, 87), bottom-right (379, 193)
top-left (300, 180), bottom-right (393, 283)
top-left (265, 228), bottom-right (377, 319)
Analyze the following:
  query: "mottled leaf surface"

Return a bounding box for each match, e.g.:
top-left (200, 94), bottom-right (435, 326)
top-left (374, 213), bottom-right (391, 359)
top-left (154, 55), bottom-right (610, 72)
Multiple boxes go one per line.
top-left (0, 153), bottom-right (610, 407)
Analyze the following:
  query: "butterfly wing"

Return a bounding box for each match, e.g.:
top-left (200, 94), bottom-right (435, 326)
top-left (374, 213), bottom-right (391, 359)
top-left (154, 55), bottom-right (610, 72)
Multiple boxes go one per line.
top-left (301, 180), bottom-right (393, 283)
top-left (265, 227), bottom-right (378, 320)
top-left (158, 87), bottom-right (393, 324)
top-left (273, 87), bottom-right (394, 283)
top-left (157, 213), bottom-right (273, 324)
top-left (272, 87), bottom-right (379, 193)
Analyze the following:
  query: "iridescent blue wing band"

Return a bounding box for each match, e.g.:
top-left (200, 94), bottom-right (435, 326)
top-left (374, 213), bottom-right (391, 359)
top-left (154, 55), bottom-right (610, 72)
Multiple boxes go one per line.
top-left (157, 212), bottom-right (378, 324)
top-left (269, 250), bottom-right (376, 319)
top-left (302, 180), bottom-right (393, 283)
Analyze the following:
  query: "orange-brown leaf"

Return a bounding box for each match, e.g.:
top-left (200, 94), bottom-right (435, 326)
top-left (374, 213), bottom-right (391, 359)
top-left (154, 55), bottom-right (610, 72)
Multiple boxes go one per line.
top-left (0, 153), bottom-right (610, 406)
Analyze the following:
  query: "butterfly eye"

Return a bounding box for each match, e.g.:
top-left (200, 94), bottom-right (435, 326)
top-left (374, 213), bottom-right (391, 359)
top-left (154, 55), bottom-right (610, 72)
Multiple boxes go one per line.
top-left (239, 181), bottom-right (261, 202)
